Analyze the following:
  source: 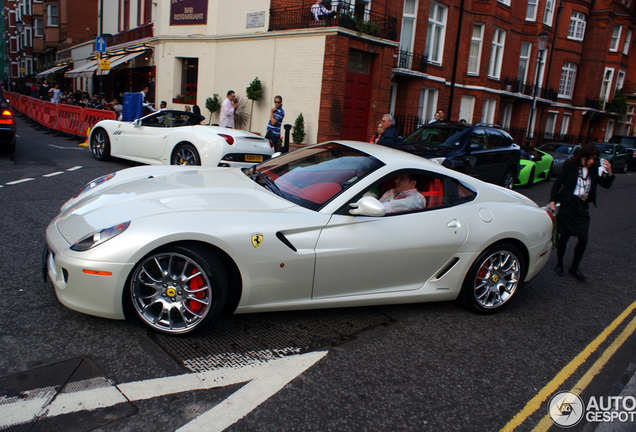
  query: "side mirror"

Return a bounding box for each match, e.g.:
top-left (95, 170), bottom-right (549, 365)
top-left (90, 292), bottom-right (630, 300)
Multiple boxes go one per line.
top-left (132, 119), bottom-right (141, 127)
top-left (349, 196), bottom-right (386, 217)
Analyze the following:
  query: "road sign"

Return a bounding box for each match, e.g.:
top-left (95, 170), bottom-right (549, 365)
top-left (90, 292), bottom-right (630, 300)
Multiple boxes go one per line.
top-left (99, 58), bottom-right (111, 70)
top-left (96, 36), bottom-right (106, 53)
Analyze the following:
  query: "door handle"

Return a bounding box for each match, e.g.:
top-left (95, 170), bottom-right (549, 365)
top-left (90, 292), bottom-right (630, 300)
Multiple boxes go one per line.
top-left (447, 219), bottom-right (461, 229)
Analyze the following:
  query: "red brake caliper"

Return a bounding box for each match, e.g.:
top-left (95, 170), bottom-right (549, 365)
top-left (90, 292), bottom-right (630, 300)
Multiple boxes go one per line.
top-left (476, 265), bottom-right (488, 287)
top-left (186, 268), bottom-right (206, 313)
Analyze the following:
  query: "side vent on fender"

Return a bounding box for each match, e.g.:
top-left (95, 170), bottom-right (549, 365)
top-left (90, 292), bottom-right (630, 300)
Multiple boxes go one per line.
top-left (435, 257), bottom-right (460, 279)
top-left (276, 232), bottom-right (297, 252)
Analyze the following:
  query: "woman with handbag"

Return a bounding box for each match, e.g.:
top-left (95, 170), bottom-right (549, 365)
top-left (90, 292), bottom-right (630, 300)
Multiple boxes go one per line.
top-left (547, 145), bottom-right (614, 281)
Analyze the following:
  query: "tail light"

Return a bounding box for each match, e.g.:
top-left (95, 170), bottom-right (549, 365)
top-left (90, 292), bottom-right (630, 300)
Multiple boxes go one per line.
top-left (0, 109), bottom-right (14, 125)
top-left (268, 139), bottom-right (274, 148)
top-left (218, 134), bottom-right (234, 145)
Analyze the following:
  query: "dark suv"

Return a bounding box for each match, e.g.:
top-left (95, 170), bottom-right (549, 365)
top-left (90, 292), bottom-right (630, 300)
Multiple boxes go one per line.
top-left (398, 122), bottom-right (521, 189)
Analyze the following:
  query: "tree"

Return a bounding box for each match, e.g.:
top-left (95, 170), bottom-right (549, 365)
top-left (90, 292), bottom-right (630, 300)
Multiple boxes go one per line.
top-left (205, 94), bottom-right (221, 125)
top-left (292, 113), bottom-right (306, 144)
top-left (245, 77), bottom-right (263, 132)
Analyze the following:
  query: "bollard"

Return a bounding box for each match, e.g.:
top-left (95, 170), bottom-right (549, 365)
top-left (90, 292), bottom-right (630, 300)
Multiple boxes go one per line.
top-left (283, 124), bottom-right (292, 153)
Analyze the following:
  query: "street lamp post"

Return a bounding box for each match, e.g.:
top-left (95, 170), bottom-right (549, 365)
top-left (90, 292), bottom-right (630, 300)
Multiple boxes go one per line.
top-left (527, 31), bottom-right (549, 142)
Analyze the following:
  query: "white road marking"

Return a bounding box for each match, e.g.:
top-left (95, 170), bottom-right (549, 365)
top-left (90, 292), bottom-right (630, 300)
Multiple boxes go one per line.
top-left (43, 171), bottom-right (65, 177)
top-left (47, 145), bottom-right (85, 150)
top-left (0, 351), bottom-right (327, 430)
top-left (5, 178), bottom-right (35, 185)
top-left (67, 166), bottom-right (83, 171)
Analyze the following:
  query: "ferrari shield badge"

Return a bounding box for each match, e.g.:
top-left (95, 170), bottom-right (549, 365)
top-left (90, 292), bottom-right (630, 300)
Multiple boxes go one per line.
top-left (251, 234), bottom-right (264, 249)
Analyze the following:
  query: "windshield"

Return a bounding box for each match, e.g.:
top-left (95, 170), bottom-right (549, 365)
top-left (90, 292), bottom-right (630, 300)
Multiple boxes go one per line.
top-left (401, 126), bottom-right (469, 148)
top-left (593, 143), bottom-right (614, 154)
top-left (250, 143), bottom-right (384, 211)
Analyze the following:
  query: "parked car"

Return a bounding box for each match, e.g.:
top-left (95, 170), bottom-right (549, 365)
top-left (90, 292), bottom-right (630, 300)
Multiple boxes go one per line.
top-left (0, 91), bottom-right (17, 154)
top-left (44, 140), bottom-right (553, 335)
top-left (89, 110), bottom-right (274, 167)
top-left (625, 147), bottom-right (636, 171)
top-left (515, 146), bottom-right (553, 188)
top-left (591, 142), bottom-right (629, 173)
top-left (399, 122), bottom-right (521, 189)
top-left (609, 135), bottom-right (636, 148)
top-left (536, 143), bottom-right (581, 177)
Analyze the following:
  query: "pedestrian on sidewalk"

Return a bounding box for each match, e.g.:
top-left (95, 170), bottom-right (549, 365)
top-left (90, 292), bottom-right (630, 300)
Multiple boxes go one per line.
top-left (266, 95), bottom-right (285, 151)
top-left (220, 90), bottom-right (237, 128)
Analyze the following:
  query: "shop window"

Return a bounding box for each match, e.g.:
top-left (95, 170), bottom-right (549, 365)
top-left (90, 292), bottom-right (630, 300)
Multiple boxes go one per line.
top-left (175, 58), bottom-right (198, 104)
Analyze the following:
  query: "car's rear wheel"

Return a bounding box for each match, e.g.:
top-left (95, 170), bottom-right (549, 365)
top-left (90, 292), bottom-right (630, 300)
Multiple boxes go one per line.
top-left (459, 243), bottom-right (524, 314)
top-left (501, 169), bottom-right (515, 189)
top-left (171, 143), bottom-right (200, 165)
top-left (90, 128), bottom-right (110, 161)
top-left (1, 139), bottom-right (16, 155)
top-left (546, 163), bottom-right (553, 181)
top-left (526, 167), bottom-right (535, 188)
top-left (128, 245), bottom-right (228, 334)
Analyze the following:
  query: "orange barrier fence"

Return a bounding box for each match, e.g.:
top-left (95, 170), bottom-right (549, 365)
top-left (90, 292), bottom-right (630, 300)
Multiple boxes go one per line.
top-left (5, 92), bottom-right (116, 137)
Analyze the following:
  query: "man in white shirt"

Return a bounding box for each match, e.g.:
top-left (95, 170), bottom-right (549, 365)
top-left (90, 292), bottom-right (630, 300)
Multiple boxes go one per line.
top-left (220, 90), bottom-right (237, 128)
top-left (48, 84), bottom-right (62, 104)
top-left (379, 173), bottom-right (427, 213)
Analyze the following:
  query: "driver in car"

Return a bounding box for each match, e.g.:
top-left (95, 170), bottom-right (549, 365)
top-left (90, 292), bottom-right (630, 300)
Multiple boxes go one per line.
top-left (379, 173), bottom-right (427, 214)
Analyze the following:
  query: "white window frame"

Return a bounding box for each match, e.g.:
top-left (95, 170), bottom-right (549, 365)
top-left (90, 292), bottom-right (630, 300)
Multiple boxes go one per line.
top-left (610, 25), bottom-right (622, 52)
top-left (605, 119), bottom-right (615, 142)
top-left (537, 48), bottom-right (548, 90)
top-left (558, 62), bottom-right (577, 98)
top-left (389, 82), bottom-right (397, 116)
top-left (544, 0), bottom-right (555, 26)
top-left (47, 4), bottom-right (58, 27)
top-left (25, 27), bottom-right (32, 47)
top-left (526, 0), bottom-right (537, 21)
top-left (459, 95), bottom-right (475, 123)
top-left (400, 0), bottom-right (418, 57)
top-left (600, 68), bottom-right (615, 103)
top-left (544, 112), bottom-right (558, 138)
top-left (419, 87), bottom-right (439, 123)
top-left (502, 104), bottom-right (513, 129)
top-left (617, 70), bottom-right (626, 90)
top-left (498, 0), bottom-right (510, 6)
top-left (488, 28), bottom-right (506, 79)
top-left (467, 23), bottom-right (484, 76)
top-left (623, 28), bottom-right (633, 55)
top-left (34, 18), bottom-right (43, 37)
top-left (518, 42), bottom-right (532, 84)
top-left (482, 98), bottom-right (496, 123)
top-left (568, 12), bottom-right (586, 41)
top-left (560, 114), bottom-right (571, 138)
top-left (426, 2), bottom-right (447, 65)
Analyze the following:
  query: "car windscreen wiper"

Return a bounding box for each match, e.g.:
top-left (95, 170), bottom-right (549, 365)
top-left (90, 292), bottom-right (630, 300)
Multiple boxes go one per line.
top-left (254, 170), bottom-right (285, 197)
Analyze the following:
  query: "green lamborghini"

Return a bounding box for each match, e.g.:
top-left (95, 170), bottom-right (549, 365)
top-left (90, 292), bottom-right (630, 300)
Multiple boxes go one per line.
top-left (515, 146), bottom-right (554, 188)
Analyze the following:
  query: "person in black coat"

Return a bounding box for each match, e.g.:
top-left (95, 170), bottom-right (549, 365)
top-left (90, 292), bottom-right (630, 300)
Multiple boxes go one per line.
top-left (375, 114), bottom-right (399, 149)
top-left (547, 145), bottom-right (615, 281)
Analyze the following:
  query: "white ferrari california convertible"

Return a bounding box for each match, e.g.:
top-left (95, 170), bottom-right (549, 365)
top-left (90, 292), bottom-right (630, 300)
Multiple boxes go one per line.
top-left (89, 110), bottom-right (274, 167)
top-left (44, 141), bottom-right (553, 335)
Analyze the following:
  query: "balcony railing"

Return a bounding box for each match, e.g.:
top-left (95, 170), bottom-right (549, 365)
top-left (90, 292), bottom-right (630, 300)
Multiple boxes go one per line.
top-left (394, 50), bottom-right (428, 74)
top-left (501, 76), bottom-right (558, 101)
top-left (269, 5), bottom-right (398, 41)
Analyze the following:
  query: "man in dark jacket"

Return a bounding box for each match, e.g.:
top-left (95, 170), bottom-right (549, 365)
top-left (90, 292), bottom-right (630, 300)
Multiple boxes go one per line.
top-left (375, 114), bottom-right (399, 149)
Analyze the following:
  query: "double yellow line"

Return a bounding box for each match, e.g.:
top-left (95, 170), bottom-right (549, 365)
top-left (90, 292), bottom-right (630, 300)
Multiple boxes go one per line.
top-left (501, 299), bottom-right (636, 431)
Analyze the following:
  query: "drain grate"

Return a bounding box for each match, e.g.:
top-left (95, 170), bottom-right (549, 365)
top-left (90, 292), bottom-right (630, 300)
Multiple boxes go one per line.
top-left (0, 357), bottom-right (136, 432)
top-left (151, 308), bottom-right (396, 373)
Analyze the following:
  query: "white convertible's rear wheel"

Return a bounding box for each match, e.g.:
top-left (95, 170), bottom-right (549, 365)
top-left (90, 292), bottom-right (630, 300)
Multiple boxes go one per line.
top-left (129, 245), bottom-right (227, 334)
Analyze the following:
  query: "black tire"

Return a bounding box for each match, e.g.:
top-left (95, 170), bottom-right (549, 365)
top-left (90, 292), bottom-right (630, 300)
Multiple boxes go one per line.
top-left (501, 169), bottom-right (515, 190)
top-left (90, 128), bottom-right (110, 161)
top-left (546, 163), bottom-right (553, 181)
top-left (128, 245), bottom-right (228, 335)
top-left (1, 139), bottom-right (16, 155)
top-left (171, 143), bottom-right (200, 165)
top-left (459, 243), bottom-right (525, 314)
top-left (527, 167), bottom-right (535, 188)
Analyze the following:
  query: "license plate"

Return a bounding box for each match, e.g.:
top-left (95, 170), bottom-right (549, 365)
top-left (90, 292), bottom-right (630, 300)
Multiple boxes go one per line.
top-left (245, 155), bottom-right (263, 162)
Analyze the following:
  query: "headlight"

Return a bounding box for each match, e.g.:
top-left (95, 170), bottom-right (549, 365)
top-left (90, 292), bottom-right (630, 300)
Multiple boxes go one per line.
top-left (72, 173), bottom-right (116, 199)
top-left (429, 157), bottom-right (446, 165)
top-left (70, 221), bottom-right (130, 251)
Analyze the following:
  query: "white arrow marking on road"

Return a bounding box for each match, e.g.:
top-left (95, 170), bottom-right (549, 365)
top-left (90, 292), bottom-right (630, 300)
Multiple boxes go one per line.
top-left (0, 351), bottom-right (327, 431)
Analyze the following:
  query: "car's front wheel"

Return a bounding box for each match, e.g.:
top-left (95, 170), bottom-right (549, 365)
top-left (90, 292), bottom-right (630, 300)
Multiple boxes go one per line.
top-left (459, 243), bottom-right (524, 314)
top-left (90, 128), bottom-right (110, 161)
top-left (128, 245), bottom-right (228, 334)
top-left (171, 143), bottom-right (200, 165)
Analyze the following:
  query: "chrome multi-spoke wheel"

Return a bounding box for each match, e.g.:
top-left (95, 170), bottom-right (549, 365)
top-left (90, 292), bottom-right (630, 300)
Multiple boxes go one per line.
top-left (90, 128), bottom-right (110, 161)
top-left (502, 170), bottom-right (515, 189)
top-left (129, 246), bottom-right (226, 334)
top-left (171, 143), bottom-right (200, 165)
top-left (460, 243), bottom-right (524, 313)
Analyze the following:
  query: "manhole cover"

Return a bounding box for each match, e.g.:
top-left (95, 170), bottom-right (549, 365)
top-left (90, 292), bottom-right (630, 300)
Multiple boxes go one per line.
top-left (0, 357), bottom-right (136, 432)
top-left (151, 308), bottom-right (396, 373)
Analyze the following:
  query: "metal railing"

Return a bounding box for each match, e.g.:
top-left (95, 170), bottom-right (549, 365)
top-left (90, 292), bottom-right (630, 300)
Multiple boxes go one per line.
top-left (501, 76), bottom-right (558, 101)
top-left (394, 50), bottom-right (428, 74)
top-left (269, 4), bottom-right (398, 41)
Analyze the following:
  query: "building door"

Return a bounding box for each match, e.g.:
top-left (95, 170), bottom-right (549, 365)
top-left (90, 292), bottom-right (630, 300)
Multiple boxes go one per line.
top-left (342, 51), bottom-right (373, 141)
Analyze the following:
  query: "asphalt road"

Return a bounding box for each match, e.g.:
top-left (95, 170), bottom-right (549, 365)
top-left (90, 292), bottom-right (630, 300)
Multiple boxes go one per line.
top-left (1, 115), bottom-right (635, 432)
